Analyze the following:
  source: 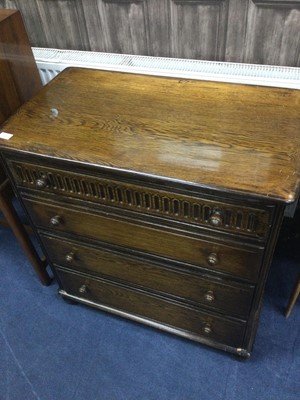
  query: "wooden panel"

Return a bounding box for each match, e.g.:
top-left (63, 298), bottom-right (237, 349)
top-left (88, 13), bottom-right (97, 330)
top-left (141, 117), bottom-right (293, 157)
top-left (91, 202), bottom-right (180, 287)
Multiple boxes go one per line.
top-left (170, 0), bottom-right (229, 60)
top-left (97, 0), bottom-right (149, 55)
top-left (225, 0), bottom-right (249, 62)
top-left (13, 0), bottom-right (90, 50)
top-left (244, 0), bottom-right (300, 65)
top-left (146, 0), bottom-right (170, 56)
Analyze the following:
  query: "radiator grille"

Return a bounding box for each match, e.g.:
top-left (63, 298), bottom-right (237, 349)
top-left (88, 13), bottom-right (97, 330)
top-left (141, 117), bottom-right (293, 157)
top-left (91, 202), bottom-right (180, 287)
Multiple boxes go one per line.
top-left (33, 47), bottom-right (300, 88)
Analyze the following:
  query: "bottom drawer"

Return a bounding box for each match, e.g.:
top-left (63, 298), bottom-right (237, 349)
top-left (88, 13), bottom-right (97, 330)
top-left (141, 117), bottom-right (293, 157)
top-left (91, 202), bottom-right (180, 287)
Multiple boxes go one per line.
top-left (56, 268), bottom-right (246, 349)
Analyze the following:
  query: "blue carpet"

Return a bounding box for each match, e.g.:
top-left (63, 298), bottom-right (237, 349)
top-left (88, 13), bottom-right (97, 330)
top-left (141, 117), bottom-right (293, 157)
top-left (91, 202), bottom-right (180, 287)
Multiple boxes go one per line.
top-left (0, 215), bottom-right (299, 400)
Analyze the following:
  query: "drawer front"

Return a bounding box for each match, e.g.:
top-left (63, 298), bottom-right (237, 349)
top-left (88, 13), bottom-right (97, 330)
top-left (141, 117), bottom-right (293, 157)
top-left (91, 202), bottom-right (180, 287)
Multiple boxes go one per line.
top-left (41, 234), bottom-right (255, 317)
top-left (9, 159), bottom-right (272, 239)
top-left (24, 198), bottom-right (264, 281)
top-left (56, 268), bottom-right (246, 349)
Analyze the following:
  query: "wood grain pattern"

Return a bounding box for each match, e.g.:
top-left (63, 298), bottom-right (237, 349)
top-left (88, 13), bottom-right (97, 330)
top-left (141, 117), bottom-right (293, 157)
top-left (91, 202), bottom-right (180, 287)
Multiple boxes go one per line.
top-left (1, 68), bottom-right (300, 203)
top-left (0, 0), bottom-right (299, 66)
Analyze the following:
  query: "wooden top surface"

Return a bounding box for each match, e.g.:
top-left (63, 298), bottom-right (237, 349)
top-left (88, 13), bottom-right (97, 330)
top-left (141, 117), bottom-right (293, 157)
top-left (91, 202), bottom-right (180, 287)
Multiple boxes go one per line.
top-left (1, 67), bottom-right (300, 203)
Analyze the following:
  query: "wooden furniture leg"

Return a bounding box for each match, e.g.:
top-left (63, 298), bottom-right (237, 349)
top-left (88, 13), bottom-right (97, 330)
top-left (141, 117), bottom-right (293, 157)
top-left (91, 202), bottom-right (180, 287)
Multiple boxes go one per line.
top-left (0, 178), bottom-right (51, 286)
top-left (285, 274), bottom-right (300, 318)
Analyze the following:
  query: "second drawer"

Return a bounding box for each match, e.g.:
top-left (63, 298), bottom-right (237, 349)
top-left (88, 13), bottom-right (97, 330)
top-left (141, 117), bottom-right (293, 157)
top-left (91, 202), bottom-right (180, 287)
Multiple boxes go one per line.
top-left (41, 234), bottom-right (255, 317)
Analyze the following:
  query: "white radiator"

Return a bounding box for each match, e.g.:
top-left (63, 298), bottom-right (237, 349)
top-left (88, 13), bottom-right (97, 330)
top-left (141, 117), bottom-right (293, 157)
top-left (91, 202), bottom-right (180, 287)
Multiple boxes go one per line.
top-left (33, 47), bottom-right (300, 89)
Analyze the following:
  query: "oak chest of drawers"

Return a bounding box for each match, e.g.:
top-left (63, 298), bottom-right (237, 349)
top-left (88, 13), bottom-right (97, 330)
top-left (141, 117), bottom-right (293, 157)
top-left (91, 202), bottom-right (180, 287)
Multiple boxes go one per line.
top-left (1, 68), bottom-right (300, 357)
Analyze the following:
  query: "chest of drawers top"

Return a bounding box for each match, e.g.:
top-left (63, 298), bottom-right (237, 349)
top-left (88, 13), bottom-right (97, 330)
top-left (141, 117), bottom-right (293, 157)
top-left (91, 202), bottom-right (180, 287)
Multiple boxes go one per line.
top-left (1, 67), bottom-right (300, 204)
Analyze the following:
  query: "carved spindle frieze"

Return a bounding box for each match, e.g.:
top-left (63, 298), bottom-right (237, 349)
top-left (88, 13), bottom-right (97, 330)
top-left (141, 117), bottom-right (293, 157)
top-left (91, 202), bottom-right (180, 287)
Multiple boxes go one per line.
top-left (11, 162), bottom-right (270, 238)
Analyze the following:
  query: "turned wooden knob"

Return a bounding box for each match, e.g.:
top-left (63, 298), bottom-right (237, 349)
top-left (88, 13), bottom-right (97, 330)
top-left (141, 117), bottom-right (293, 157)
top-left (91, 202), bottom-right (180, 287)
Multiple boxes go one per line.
top-left (65, 252), bottom-right (75, 263)
top-left (208, 210), bottom-right (224, 227)
top-left (203, 323), bottom-right (212, 335)
top-left (36, 176), bottom-right (48, 189)
top-left (79, 284), bottom-right (88, 294)
top-left (207, 252), bottom-right (219, 267)
top-left (50, 215), bottom-right (63, 226)
top-left (204, 290), bottom-right (215, 302)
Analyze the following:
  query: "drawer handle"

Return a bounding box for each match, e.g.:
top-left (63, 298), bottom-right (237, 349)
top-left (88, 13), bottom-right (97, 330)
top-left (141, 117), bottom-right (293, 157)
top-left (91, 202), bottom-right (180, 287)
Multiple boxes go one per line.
top-left (204, 290), bottom-right (215, 302)
top-left (206, 252), bottom-right (219, 267)
top-left (36, 176), bottom-right (48, 189)
top-left (65, 252), bottom-right (75, 263)
top-left (203, 323), bottom-right (212, 335)
top-left (79, 284), bottom-right (88, 294)
top-left (208, 210), bottom-right (224, 227)
top-left (50, 215), bottom-right (63, 226)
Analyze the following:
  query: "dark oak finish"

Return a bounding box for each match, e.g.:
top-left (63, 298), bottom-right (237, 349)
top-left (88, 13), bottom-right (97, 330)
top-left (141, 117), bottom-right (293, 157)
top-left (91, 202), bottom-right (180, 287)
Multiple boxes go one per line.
top-left (0, 9), bottom-right (50, 285)
top-left (1, 0), bottom-right (300, 66)
top-left (0, 68), bottom-right (296, 356)
top-left (1, 68), bottom-right (300, 203)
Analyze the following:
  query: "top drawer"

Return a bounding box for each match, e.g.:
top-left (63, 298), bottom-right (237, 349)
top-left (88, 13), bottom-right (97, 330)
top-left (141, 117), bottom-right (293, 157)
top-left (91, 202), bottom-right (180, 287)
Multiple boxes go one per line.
top-left (7, 159), bottom-right (272, 239)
